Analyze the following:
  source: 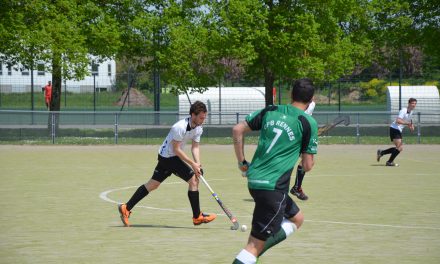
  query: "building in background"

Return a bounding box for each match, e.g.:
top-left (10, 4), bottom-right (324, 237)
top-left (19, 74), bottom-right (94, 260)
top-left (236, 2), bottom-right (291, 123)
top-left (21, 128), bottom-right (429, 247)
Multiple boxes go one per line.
top-left (0, 58), bottom-right (116, 93)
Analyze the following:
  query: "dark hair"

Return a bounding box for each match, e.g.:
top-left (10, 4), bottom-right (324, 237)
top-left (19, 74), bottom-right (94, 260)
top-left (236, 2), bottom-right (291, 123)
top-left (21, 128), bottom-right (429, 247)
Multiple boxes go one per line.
top-left (291, 78), bottom-right (315, 103)
top-left (408, 98), bottom-right (417, 103)
top-left (189, 100), bottom-right (207, 115)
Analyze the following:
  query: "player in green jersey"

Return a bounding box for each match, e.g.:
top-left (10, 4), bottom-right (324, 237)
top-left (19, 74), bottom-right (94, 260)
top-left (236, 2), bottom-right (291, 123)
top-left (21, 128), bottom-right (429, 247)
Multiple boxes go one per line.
top-left (232, 78), bottom-right (318, 264)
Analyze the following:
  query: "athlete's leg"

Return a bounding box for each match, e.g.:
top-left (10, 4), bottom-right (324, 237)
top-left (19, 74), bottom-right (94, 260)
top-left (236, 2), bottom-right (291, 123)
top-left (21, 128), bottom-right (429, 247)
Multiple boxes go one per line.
top-left (234, 190), bottom-right (286, 263)
top-left (119, 156), bottom-right (170, 226)
top-left (259, 196), bottom-right (303, 256)
top-left (290, 164), bottom-right (308, 200)
top-left (294, 165), bottom-right (305, 189)
top-left (233, 236), bottom-right (263, 264)
top-left (388, 138), bottom-right (402, 163)
top-left (187, 175), bottom-right (202, 218)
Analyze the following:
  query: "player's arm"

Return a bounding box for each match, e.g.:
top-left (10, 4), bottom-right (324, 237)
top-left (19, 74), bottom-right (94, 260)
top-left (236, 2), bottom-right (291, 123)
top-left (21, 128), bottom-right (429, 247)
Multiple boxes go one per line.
top-left (396, 117), bottom-right (414, 131)
top-left (301, 153), bottom-right (314, 172)
top-left (232, 121), bottom-right (251, 164)
top-left (299, 115), bottom-right (318, 172)
top-left (172, 140), bottom-right (201, 176)
top-left (191, 140), bottom-right (201, 165)
top-left (232, 121), bottom-right (252, 174)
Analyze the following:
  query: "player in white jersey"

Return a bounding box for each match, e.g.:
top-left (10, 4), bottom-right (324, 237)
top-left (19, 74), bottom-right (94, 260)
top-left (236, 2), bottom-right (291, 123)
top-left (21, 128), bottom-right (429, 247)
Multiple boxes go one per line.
top-left (118, 101), bottom-right (216, 226)
top-left (377, 98), bottom-right (417, 166)
top-left (290, 100), bottom-right (315, 200)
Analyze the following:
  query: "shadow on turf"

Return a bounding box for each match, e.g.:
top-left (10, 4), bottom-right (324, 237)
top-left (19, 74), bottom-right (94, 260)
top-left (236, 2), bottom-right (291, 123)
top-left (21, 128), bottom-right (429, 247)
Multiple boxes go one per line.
top-left (113, 224), bottom-right (223, 230)
top-left (370, 164), bottom-right (389, 166)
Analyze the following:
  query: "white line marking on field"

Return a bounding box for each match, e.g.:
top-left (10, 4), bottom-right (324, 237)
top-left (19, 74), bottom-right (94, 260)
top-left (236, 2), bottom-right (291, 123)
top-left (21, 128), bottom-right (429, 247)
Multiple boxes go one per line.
top-left (100, 184), bottom-right (440, 231)
top-left (306, 220), bottom-right (440, 231)
top-left (307, 172), bottom-right (435, 178)
top-left (401, 158), bottom-right (440, 165)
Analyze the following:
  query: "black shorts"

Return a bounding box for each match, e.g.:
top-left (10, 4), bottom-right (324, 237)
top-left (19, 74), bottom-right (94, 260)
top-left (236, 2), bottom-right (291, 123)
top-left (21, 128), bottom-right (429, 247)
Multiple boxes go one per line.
top-left (151, 155), bottom-right (194, 183)
top-left (249, 189), bottom-right (300, 241)
top-left (389, 127), bottom-right (402, 141)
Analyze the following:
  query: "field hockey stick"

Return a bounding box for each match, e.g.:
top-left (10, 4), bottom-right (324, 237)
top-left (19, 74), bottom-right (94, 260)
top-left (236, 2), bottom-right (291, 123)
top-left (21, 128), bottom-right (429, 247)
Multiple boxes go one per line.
top-left (199, 174), bottom-right (240, 230)
top-left (318, 115), bottom-right (350, 136)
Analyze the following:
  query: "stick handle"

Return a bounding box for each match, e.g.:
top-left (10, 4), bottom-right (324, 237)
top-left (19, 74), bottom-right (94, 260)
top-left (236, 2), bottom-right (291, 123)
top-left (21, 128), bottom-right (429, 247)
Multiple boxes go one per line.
top-left (199, 175), bottom-right (239, 229)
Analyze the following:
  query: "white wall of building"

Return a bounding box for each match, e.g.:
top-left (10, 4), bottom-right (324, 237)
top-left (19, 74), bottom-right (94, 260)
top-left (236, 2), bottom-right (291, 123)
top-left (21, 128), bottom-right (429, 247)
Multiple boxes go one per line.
top-left (179, 87), bottom-right (266, 124)
top-left (0, 59), bottom-right (116, 93)
top-left (387, 86), bottom-right (440, 123)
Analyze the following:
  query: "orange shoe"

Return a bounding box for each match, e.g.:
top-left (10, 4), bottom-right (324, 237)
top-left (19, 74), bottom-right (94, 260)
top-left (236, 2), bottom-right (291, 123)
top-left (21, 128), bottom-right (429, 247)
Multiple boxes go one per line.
top-left (193, 212), bottom-right (217, 225)
top-left (118, 204), bottom-right (131, 227)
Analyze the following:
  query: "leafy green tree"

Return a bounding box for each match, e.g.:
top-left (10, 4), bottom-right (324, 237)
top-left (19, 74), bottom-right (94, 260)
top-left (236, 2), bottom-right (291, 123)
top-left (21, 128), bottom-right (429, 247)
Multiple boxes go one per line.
top-left (114, 0), bottom-right (222, 98)
top-left (0, 0), bottom-right (122, 111)
top-left (209, 0), bottom-right (372, 106)
top-left (369, 0), bottom-right (440, 78)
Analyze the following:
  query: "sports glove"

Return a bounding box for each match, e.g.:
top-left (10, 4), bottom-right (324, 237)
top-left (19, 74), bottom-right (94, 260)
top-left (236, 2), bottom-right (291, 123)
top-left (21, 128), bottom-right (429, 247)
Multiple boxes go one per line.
top-left (238, 159), bottom-right (250, 177)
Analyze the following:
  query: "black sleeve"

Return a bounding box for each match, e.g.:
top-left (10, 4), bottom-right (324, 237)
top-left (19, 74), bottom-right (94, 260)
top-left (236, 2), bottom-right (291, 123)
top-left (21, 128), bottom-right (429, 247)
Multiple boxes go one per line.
top-left (298, 115), bottom-right (311, 153)
top-left (246, 105), bottom-right (278, 131)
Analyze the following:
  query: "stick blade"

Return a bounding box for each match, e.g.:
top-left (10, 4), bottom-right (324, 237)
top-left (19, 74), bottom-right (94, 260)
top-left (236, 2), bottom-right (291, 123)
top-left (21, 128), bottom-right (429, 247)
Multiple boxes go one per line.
top-left (230, 218), bottom-right (240, 230)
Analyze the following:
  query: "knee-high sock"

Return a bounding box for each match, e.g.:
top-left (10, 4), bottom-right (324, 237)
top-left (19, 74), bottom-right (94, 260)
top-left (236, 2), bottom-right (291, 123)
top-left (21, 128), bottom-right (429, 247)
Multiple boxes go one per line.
top-left (259, 219), bottom-right (297, 257)
top-left (381, 147), bottom-right (395, 156)
top-left (233, 249), bottom-right (257, 264)
top-left (388, 148), bottom-right (400, 162)
top-left (188, 190), bottom-right (201, 218)
top-left (126, 185), bottom-right (149, 211)
top-left (294, 165), bottom-right (306, 188)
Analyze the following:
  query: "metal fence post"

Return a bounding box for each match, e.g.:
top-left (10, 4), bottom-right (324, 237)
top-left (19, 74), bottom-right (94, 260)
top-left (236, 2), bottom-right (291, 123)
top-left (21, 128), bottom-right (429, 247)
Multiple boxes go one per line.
top-left (51, 112), bottom-right (55, 144)
top-left (236, 113), bottom-right (239, 124)
top-left (417, 112), bottom-right (421, 144)
top-left (114, 113), bottom-right (119, 144)
top-left (356, 113), bottom-right (360, 144)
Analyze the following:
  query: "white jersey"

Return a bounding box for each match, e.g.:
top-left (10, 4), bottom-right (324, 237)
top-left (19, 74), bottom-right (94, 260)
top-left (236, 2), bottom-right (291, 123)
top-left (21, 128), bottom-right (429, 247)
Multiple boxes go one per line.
top-left (305, 101), bottom-right (315, 115)
top-left (390, 107), bottom-right (413, 132)
top-left (158, 117), bottom-right (203, 158)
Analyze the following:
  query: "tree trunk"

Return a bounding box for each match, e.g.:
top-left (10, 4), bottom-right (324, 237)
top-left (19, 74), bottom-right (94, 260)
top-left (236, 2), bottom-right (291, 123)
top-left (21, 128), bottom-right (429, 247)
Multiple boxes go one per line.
top-left (51, 53), bottom-right (62, 111)
top-left (48, 53), bottom-right (62, 135)
top-left (264, 68), bottom-right (275, 107)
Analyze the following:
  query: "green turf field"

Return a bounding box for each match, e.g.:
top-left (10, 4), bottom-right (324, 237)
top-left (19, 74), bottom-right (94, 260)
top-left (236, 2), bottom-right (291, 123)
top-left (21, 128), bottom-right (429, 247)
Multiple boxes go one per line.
top-left (1, 145), bottom-right (439, 263)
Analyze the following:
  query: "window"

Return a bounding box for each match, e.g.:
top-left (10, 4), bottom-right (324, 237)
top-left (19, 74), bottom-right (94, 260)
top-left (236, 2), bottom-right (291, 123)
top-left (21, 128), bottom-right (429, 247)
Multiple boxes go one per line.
top-left (91, 61), bottom-right (99, 76)
top-left (37, 63), bottom-right (45, 76)
top-left (21, 66), bottom-right (29, 76)
top-left (0, 62), bottom-right (2, 75)
top-left (7, 64), bottom-right (12, 75)
top-left (108, 63), bottom-right (112, 76)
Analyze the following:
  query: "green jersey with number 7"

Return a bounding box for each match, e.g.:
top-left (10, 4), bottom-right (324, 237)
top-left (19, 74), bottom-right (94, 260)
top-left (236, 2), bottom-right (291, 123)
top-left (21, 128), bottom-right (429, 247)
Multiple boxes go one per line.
top-left (245, 104), bottom-right (318, 191)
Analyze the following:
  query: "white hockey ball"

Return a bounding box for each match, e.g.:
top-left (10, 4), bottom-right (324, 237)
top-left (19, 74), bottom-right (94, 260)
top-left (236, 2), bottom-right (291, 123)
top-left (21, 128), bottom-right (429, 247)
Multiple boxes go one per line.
top-left (241, 224), bottom-right (247, 232)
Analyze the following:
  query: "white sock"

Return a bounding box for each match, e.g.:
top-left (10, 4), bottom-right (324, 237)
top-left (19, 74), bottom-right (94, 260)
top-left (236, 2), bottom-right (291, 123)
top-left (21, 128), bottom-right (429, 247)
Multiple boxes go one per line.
top-left (235, 249), bottom-right (257, 264)
top-left (281, 218), bottom-right (297, 236)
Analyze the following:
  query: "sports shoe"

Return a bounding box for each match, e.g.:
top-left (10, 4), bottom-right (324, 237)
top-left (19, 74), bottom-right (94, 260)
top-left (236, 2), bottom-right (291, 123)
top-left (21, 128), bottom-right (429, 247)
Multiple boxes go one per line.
top-left (290, 186), bottom-right (309, 200)
top-left (386, 161), bottom-right (399, 167)
top-left (376, 149), bottom-right (382, 162)
top-left (118, 204), bottom-right (131, 227)
top-left (193, 212), bottom-right (217, 225)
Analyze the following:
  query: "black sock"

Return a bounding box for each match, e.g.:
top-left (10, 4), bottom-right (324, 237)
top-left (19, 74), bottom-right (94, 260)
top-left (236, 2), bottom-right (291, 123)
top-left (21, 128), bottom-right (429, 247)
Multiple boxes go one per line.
top-left (188, 190), bottom-right (200, 218)
top-left (294, 165), bottom-right (306, 188)
top-left (126, 185), bottom-right (149, 211)
top-left (388, 148), bottom-right (400, 162)
top-left (381, 147), bottom-right (395, 156)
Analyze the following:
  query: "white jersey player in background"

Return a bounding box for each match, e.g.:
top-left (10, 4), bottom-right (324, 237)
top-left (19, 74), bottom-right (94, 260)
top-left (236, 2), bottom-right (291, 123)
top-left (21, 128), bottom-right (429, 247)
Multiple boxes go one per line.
top-left (377, 98), bottom-right (417, 166)
top-left (118, 101), bottom-right (217, 227)
top-left (290, 100), bottom-right (315, 201)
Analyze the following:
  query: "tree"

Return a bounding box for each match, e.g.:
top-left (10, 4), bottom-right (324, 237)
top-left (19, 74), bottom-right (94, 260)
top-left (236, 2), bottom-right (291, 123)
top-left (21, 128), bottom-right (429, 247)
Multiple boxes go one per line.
top-left (0, 0), bottom-right (122, 111)
top-left (209, 0), bottom-right (372, 106)
top-left (368, 0), bottom-right (440, 78)
top-left (114, 0), bottom-right (224, 99)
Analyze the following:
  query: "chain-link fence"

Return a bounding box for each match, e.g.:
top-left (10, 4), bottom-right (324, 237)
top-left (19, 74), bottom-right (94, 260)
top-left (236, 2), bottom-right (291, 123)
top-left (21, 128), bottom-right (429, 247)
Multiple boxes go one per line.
top-left (1, 70), bottom-right (439, 112)
top-left (0, 110), bottom-right (438, 144)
